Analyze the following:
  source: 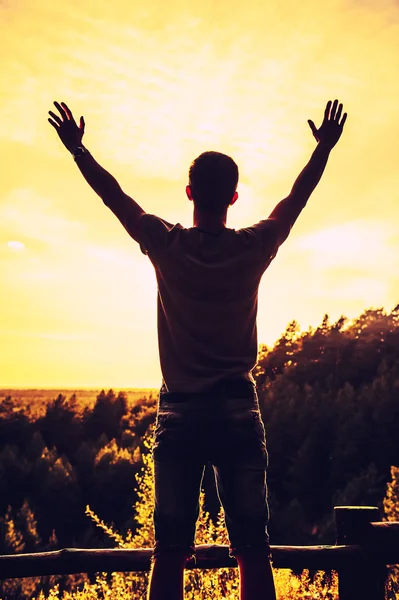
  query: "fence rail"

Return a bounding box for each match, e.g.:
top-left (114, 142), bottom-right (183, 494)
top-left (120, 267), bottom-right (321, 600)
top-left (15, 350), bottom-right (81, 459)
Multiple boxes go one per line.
top-left (1, 506), bottom-right (398, 600)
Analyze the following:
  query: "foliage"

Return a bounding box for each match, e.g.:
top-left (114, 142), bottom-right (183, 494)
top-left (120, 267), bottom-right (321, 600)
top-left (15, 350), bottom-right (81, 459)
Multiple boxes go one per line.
top-left (0, 389), bottom-right (157, 555)
top-left (254, 305), bottom-right (399, 544)
top-left (383, 466), bottom-right (399, 599)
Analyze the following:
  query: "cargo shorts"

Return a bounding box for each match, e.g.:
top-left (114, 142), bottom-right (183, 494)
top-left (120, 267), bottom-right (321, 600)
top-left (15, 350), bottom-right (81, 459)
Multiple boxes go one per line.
top-left (151, 378), bottom-right (270, 563)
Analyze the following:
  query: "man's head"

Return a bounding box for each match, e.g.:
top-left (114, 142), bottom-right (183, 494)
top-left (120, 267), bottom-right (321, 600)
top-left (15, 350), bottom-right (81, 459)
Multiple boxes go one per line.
top-left (186, 151), bottom-right (239, 215)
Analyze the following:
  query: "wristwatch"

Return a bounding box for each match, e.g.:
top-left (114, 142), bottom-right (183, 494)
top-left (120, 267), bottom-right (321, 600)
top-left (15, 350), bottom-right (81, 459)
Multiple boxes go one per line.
top-left (71, 146), bottom-right (89, 159)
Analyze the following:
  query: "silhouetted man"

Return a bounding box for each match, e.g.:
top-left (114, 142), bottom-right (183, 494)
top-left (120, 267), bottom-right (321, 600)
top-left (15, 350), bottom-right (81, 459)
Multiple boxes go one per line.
top-left (48, 98), bottom-right (347, 600)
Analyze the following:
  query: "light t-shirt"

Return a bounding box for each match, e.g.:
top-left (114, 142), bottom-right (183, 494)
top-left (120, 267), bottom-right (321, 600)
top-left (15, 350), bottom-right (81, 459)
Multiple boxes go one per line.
top-left (138, 213), bottom-right (281, 393)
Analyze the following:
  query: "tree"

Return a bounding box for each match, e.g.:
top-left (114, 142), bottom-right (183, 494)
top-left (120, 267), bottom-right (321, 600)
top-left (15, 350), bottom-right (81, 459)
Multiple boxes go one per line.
top-left (383, 466), bottom-right (399, 599)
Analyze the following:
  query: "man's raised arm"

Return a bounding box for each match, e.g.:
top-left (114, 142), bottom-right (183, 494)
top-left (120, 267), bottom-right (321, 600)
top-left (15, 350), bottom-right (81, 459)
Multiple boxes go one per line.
top-left (268, 99), bottom-right (347, 245)
top-left (48, 101), bottom-right (145, 242)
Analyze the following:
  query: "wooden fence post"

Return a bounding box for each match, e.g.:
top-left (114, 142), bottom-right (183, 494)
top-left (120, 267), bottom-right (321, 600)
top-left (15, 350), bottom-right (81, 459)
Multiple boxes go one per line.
top-left (334, 506), bottom-right (387, 600)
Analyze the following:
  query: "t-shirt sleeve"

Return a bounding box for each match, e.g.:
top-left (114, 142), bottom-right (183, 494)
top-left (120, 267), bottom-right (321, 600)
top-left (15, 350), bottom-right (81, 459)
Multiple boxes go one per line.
top-left (246, 218), bottom-right (281, 265)
top-left (137, 213), bottom-right (175, 259)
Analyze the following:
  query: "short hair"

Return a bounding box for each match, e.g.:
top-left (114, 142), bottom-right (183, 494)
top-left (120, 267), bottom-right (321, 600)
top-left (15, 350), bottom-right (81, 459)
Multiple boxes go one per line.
top-left (188, 151), bottom-right (239, 214)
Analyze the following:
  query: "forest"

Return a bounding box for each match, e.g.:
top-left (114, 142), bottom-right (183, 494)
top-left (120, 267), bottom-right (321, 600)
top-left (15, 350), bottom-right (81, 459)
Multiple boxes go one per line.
top-left (1, 304), bottom-right (399, 557)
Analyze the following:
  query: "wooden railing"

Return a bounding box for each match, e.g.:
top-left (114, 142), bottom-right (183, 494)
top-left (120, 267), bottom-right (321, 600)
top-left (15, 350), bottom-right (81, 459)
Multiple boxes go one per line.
top-left (1, 506), bottom-right (399, 600)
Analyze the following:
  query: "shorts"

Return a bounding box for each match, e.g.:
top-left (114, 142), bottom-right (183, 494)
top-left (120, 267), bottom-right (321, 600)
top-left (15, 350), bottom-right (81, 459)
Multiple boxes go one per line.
top-left (151, 378), bottom-right (270, 563)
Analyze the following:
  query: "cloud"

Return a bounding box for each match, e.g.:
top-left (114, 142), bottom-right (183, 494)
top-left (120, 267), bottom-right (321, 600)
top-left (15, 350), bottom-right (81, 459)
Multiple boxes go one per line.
top-left (293, 219), bottom-right (397, 273)
top-left (0, 188), bottom-right (86, 247)
top-left (7, 240), bottom-right (25, 251)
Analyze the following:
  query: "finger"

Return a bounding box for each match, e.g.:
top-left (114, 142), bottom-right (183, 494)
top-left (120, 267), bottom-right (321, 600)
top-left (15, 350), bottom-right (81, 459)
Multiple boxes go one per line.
top-left (336, 103), bottom-right (343, 122)
top-left (339, 112), bottom-right (347, 128)
top-left (80, 116), bottom-right (85, 131)
top-left (324, 100), bottom-right (332, 121)
top-left (54, 101), bottom-right (67, 120)
top-left (61, 102), bottom-right (75, 123)
top-left (331, 99), bottom-right (339, 120)
top-left (48, 118), bottom-right (59, 129)
top-left (48, 111), bottom-right (62, 125)
top-left (307, 119), bottom-right (317, 135)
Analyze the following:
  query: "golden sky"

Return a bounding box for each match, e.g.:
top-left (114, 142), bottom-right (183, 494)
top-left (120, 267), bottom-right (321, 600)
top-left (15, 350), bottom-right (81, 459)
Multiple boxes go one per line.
top-left (1, 0), bottom-right (398, 388)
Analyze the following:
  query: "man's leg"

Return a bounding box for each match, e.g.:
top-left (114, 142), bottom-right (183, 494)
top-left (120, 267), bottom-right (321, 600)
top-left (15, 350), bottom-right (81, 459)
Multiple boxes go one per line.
top-left (212, 397), bottom-right (275, 600)
top-left (147, 554), bottom-right (187, 600)
top-left (235, 548), bottom-right (276, 600)
top-left (148, 403), bottom-right (205, 600)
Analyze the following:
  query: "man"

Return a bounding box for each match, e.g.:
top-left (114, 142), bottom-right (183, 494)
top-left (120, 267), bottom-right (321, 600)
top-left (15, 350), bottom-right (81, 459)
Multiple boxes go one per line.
top-left (48, 98), bottom-right (347, 600)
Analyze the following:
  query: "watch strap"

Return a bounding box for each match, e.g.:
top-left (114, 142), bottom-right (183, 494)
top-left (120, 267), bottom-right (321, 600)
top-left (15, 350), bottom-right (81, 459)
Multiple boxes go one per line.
top-left (72, 146), bottom-right (89, 159)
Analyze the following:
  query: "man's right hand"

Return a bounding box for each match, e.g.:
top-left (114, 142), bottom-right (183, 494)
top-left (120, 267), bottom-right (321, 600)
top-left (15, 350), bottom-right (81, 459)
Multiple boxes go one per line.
top-left (48, 101), bottom-right (85, 153)
top-left (308, 99), bottom-right (347, 150)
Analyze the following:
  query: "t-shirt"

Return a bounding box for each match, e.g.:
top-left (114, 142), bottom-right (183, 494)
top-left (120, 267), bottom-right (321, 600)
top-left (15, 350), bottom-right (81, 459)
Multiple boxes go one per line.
top-left (138, 213), bottom-right (281, 393)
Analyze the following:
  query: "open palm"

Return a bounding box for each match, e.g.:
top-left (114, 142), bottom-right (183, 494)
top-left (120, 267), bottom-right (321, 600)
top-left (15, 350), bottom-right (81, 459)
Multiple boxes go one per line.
top-left (48, 101), bottom-right (85, 153)
top-left (308, 99), bottom-right (347, 149)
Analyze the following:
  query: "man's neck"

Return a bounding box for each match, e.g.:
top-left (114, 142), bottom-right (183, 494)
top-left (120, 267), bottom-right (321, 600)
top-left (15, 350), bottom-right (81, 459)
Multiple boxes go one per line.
top-left (193, 209), bottom-right (228, 234)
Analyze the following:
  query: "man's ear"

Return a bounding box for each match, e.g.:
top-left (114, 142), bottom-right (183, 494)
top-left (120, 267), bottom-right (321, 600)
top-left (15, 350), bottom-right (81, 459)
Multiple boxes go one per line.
top-left (186, 185), bottom-right (193, 201)
top-left (230, 191), bottom-right (239, 206)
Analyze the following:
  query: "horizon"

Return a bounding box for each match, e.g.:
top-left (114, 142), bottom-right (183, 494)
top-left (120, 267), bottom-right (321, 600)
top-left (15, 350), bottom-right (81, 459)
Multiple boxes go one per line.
top-left (0, 386), bottom-right (158, 392)
top-left (2, 0), bottom-right (399, 387)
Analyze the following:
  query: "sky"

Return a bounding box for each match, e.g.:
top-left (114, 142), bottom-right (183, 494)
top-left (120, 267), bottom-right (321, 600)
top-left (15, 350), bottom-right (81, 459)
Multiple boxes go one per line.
top-left (1, 0), bottom-right (399, 388)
